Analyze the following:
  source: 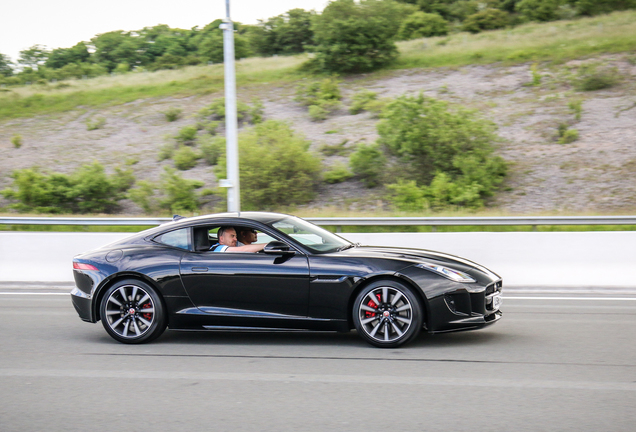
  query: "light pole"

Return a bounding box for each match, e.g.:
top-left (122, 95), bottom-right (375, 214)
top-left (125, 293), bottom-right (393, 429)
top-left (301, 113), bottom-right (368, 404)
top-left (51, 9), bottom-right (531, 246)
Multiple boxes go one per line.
top-left (219, 0), bottom-right (240, 212)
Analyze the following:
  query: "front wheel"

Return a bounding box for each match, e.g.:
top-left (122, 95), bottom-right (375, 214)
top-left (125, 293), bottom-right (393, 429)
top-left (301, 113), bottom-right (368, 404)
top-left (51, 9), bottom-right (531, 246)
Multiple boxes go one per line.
top-left (100, 279), bottom-right (167, 344)
top-left (353, 280), bottom-right (423, 348)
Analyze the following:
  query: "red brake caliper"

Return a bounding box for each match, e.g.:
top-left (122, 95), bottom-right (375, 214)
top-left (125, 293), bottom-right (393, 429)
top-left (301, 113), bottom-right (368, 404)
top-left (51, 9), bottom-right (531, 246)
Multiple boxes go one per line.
top-left (365, 294), bottom-right (382, 318)
top-left (141, 303), bottom-right (152, 320)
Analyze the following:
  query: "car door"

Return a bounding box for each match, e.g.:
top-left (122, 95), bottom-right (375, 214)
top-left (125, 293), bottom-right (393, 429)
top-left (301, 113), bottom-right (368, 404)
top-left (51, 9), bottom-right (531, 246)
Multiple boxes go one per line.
top-left (179, 240), bottom-right (310, 324)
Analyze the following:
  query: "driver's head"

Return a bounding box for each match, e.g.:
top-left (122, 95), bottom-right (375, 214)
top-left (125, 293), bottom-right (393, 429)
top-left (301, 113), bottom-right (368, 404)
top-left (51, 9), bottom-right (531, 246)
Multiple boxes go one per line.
top-left (237, 227), bottom-right (257, 245)
top-left (217, 226), bottom-right (237, 247)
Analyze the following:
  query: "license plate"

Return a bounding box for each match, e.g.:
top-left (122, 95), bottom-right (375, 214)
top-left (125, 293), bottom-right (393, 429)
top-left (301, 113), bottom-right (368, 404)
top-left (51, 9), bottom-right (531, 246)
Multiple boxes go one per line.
top-left (492, 294), bottom-right (502, 310)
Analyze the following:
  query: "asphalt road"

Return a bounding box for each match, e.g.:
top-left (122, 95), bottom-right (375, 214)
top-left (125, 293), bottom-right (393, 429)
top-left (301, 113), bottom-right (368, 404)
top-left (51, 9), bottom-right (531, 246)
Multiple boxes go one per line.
top-left (1, 291), bottom-right (635, 431)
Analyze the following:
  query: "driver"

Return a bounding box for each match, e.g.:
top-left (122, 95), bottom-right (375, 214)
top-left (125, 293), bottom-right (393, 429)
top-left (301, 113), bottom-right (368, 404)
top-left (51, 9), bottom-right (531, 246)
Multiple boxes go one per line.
top-left (210, 226), bottom-right (265, 253)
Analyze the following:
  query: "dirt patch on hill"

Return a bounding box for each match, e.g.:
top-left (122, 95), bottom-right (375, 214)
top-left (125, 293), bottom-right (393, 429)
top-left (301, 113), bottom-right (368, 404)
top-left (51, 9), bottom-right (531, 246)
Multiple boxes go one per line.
top-left (1, 55), bottom-right (635, 214)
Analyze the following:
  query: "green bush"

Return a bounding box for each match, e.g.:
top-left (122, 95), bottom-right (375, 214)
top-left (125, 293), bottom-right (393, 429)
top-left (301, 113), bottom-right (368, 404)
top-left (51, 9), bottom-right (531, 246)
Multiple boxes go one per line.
top-left (199, 135), bottom-right (225, 165)
top-left (516, 0), bottom-right (561, 22)
top-left (310, 0), bottom-right (412, 73)
top-left (128, 180), bottom-right (156, 214)
top-left (324, 163), bottom-right (354, 184)
top-left (398, 12), bottom-right (449, 40)
top-left (296, 78), bottom-right (342, 120)
top-left (85, 117), bottom-right (106, 131)
top-left (386, 179), bottom-right (427, 211)
top-left (558, 125), bottom-right (579, 144)
top-left (573, 0), bottom-right (636, 16)
top-left (173, 145), bottom-right (200, 170)
top-left (377, 93), bottom-right (507, 208)
top-left (1, 162), bottom-right (134, 213)
top-left (216, 120), bottom-right (322, 209)
top-left (199, 97), bottom-right (259, 124)
top-left (573, 64), bottom-right (621, 91)
top-left (163, 107), bottom-right (182, 122)
top-left (349, 143), bottom-right (386, 188)
top-left (159, 167), bottom-right (204, 213)
top-left (175, 125), bottom-right (198, 145)
top-left (319, 140), bottom-right (350, 156)
top-left (308, 104), bottom-right (329, 121)
top-left (462, 9), bottom-right (510, 33)
top-left (349, 90), bottom-right (378, 115)
top-left (568, 100), bottom-right (583, 121)
top-left (11, 134), bottom-right (22, 148)
top-left (158, 141), bottom-right (175, 161)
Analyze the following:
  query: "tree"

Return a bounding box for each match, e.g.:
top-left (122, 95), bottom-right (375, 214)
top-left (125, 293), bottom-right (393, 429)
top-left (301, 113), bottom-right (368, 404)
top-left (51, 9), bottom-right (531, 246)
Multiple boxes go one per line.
top-left (310, 0), bottom-right (415, 74)
top-left (462, 8), bottom-right (509, 33)
top-left (91, 31), bottom-right (146, 72)
top-left (0, 53), bottom-right (13, 77)
top-left (398, 12), bottom-right (449, 40)
top-left (192, 20), bottom-right (252, 63)
top-left (249, 9), bottom-right (315, 56)
top-left (515, 0), bottom-right (562, 22)
top-left (18, 45), bottom-right (49, 69)
top-left (45, 42), bottom-right (90, 69)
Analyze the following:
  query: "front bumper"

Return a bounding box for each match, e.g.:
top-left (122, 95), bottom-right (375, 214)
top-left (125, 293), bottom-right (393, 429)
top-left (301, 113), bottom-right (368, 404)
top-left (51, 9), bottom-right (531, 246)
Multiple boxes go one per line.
top-left (427, 280), bottom-right (503, 333)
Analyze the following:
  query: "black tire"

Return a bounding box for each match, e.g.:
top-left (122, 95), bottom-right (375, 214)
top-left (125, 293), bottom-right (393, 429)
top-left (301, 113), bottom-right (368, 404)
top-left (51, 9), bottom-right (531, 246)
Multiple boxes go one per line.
top-left (100, 279), bottom-right (167, 344)
top-left (352, 279), bottom-right (423, 348)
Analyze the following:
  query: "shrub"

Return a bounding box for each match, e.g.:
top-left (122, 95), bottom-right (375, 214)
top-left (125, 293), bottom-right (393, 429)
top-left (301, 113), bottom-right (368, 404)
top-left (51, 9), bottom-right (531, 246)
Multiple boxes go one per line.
top-left (310, 0), bottom-right (411, 73)
top-left (573, 64), bottom-right (621, 91)
top-left (349, 90), bottom-right (378, 115)
top-left (308, 104), bottom-right (329, 122)
top-left (377, 93), bottom-right (507, 208)
top-left (128, 180), bottom-right (157, 214)
top-left (349, 143), bottom-right (386, 188)
top-left (216, 120), bottom-right (322, 209)
top-left (85, 117), bottom-right (106, 131)
top-left (319, 140), bottom-right (350, 156)
top-left (516, 0), bottom-right (561, 22)
top-left (324, 163), bottom-right (354, 184)
top-left (173, 146), bottom-right (200, 170)
top-left (296, 78), bottom-right (342, 120)
top-left (386, 179), bottom-right (427, 211)
top-left (249, 98), bottom-right (264, 124)
top-left (1, 162), bottom-right (134, 213)
top-left (568, 100), bottom-right (583, 121)
top-left (199, 135), bottom-right (225, 165)
top-left (462, 9), bottom-right (509, 33)
top-left (558, 126), bottom-right (579, 144)
top-left (11, 134), bottom-right (22, 148)
top-left (163, 107), bottom-right (182, 122)
top-left (398, 12), bottom-right (449, 40)
top-left (158, 141), bottom-right (175, 161)
top-left (159, 167), bottom-right (204, 213)
top-left (175, 125), bottom-right (198, 145)
top-left (200, 98), bottom-right (254, 124)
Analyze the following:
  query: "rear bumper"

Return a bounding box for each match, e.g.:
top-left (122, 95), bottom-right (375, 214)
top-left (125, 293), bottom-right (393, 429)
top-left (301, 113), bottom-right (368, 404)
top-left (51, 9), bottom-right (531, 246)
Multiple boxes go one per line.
top-left (71, 286), bottom-right (94, 322)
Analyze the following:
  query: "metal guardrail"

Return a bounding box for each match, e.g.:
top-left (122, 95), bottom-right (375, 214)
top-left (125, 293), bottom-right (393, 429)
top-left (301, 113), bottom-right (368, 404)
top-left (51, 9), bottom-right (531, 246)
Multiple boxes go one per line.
top-left (2, 215), bottom-right (636, 231)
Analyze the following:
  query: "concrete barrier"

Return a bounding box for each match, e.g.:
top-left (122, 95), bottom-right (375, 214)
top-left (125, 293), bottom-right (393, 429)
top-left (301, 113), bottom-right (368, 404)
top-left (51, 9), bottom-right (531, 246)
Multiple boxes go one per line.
top-left (1, 231), bottom-right (635, 287)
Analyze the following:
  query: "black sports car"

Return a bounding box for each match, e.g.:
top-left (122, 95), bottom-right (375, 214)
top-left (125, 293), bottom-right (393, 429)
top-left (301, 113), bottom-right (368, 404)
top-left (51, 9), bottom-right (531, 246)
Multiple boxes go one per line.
top-left (71, 212), bottom-right (503, 348)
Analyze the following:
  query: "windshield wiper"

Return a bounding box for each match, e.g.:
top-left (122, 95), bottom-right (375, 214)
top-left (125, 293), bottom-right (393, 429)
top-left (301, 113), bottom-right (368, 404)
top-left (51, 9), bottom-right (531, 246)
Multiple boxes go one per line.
top-left (337, 244), bottom-right (355, 252)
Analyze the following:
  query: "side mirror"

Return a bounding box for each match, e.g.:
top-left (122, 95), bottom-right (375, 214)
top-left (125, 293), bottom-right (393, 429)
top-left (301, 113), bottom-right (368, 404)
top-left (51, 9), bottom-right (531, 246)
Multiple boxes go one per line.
top-left (263, 241), bottom-right (295, 255)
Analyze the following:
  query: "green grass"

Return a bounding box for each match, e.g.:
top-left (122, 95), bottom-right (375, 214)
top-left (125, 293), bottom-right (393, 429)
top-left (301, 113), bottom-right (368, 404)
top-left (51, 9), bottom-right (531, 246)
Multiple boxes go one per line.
top-left (395, 11), bottom-right (636, 68)
top-left (2, 11), bottom-right (636, 121)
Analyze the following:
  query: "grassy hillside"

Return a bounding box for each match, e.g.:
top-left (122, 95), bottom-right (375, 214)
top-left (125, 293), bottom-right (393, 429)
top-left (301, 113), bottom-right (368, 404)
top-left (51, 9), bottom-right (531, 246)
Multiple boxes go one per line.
top-left (1, 11), bottom-right (636, 121)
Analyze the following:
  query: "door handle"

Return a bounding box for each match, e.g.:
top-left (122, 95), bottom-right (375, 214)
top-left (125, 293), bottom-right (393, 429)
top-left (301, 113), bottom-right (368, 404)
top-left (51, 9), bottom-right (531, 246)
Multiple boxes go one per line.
top-left (191, 267), bottom-right (209, 272)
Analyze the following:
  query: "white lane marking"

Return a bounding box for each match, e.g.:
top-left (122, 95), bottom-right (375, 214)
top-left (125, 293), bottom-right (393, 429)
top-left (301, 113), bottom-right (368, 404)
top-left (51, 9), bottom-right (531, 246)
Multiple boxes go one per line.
top-left (0, 368), bottom-right (634, 391)
top-left (0, 292), bottom-right (69, 295)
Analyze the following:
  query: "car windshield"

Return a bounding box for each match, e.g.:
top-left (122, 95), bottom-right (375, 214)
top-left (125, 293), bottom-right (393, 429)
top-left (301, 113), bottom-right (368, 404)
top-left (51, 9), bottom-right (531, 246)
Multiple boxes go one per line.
top-left (270, 216), bottom-right (352, 254)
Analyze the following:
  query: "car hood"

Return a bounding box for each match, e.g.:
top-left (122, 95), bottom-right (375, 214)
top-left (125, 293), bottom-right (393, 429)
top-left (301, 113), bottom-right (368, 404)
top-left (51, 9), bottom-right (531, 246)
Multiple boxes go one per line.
top-left (336, 245), bottom-right (500, 279)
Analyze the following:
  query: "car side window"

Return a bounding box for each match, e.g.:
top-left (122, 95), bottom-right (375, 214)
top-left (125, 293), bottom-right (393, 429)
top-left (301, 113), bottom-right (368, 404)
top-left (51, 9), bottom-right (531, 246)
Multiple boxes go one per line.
top-left (155, 228), bottom-right (190, 250)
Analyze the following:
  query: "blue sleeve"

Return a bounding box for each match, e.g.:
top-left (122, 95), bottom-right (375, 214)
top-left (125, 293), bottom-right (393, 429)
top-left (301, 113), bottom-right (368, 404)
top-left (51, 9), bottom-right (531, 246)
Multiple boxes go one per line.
top-left (210, 244), bottom-right (229, 252)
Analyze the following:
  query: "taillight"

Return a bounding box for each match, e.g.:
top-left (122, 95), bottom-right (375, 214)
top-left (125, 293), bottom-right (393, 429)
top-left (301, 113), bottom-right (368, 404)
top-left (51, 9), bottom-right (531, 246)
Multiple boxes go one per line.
top-left (73, 262), bottom-right (98, 271)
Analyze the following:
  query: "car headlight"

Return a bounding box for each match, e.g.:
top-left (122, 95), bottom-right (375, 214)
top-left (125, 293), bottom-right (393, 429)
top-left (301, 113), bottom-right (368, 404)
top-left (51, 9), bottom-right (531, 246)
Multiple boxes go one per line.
top-left (415, 263), bottom-right (476, 283)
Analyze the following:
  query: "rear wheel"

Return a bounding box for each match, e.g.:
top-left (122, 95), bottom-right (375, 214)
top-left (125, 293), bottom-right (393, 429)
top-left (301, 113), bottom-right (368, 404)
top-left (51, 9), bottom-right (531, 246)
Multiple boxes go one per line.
top-left (353, 280), bottom-right (423, 348)
top-left (100, 279), bottom-right (167, 344)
